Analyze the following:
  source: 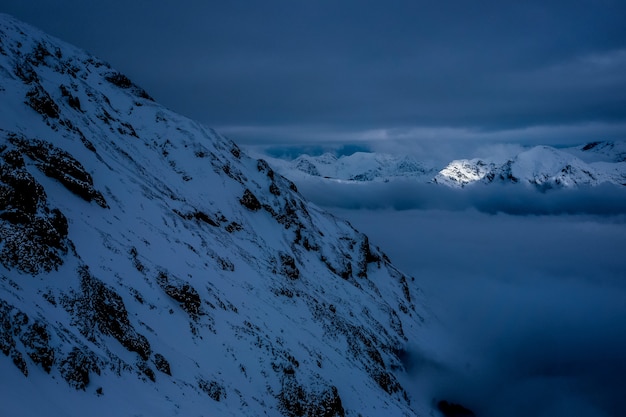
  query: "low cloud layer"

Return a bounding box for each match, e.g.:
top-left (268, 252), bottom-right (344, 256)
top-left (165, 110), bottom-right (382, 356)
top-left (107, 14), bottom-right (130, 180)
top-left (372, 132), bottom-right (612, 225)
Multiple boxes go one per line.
top-left (296, 179), bottom-right (626, 216)
top-left (331, 208), bottom-right (626, 417)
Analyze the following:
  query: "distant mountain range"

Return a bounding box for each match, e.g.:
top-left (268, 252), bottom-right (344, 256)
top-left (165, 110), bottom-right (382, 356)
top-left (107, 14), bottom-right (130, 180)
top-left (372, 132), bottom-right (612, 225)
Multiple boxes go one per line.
top-left (261, 142), bottom-right (626, 190)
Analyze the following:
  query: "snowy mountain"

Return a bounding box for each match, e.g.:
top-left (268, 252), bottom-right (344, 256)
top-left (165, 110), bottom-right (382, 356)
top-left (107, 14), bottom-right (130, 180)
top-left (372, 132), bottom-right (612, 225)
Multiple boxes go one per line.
top-left (258, 143), bottom-right (625, 191)
top-left (0, 14), bottom-right (431, 417)
top-left (570, 140), bottom-right (626, 163)
top-left (262, 152), bottom-right (435, 183)
top-left (433, 144), bottom-right (626, 189)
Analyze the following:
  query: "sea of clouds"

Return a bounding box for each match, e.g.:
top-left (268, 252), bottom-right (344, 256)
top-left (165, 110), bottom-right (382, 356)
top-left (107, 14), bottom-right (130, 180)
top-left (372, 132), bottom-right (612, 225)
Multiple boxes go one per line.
top-left (297, 178), bottom-right (626, 216)
top-left (302, 179), bottom-right (626, 417)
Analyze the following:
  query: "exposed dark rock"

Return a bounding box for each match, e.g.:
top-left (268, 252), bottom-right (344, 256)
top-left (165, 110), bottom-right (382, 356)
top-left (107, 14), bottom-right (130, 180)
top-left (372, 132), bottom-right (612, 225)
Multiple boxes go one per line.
top-left (274, 197), bottom-right (308, 229)
top-left (0, 300), bottom-right (61, 377)
top-left (370, 368), bottom-right (403, 396)
top-left (0, 144), bottom-right (70, 273)
top-left (198, 378), bottom-right (226, 402)
top-left (361, 235), bottom-right (380, 264)
top-left (217, 256), bottom-right (235, 272)
top-left (25, 85), bottom-right (59, 119)
top-left (225, 221), bottom-right (242, 233)
top-left (28, 42), bottom-right (52, 66)
top-left (308, 301), bottom-right (408, 402)
top-left (153, 353), bottom-right (171, 376)
top-left (280, 252), bottom-right (300, 280)
top-left (219, 162), bottom-right (247, 184)
top-left (12, 350), bottom-right (29, 376)
top-left (60, 347), bottom-right (101, 390)
top-left (398, 274), bottom-right (412, 303)
top-left (174, 209), bottom-right (219, 227)
top-left (278, 374), bottom-right (345, 417)
top-left (0, 299), bottom-right (28, 376)
top-left (9, 136), bottom-right (108, 207)
top-left (20, 321), bottom-right (54, 373)
top-left (157, 271), bottom-right (202, 318)
top-left (582, 141), bottom-right (600, 151)
top-left (356, 236), bottom-right (372, 278)
top-left (14, 59), bottom-right (39, 84)
top-left (129, 246), bottom-right (145, 273)
top-left (59, 84), bottom-right (82, 111)
top-left (257, 159), bottom-right (275, 179)
top-left (240, 189), bottom-right (261, 211)
top-left (104, 71), bottom-right (153, 101)
top-left (0, 159), bottom-right (44, 215)
top-left (341, 262), bottom-right (352, 280)
top-left (270, 182), bottom-right (281, 196)
top-left (65, 266), bottom-right (151, 360)
top-left (118, 121), bottom-right (138, 138)
top-left (294, 159), bottom-right (321, 177)
top-left (138, 361), bottom-right (156, 382)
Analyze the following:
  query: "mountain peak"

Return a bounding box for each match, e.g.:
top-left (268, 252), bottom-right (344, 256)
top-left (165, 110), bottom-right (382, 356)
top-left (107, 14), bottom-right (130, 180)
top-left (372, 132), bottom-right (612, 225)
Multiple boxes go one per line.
top-left (0, 14), bottom-right (428, 416)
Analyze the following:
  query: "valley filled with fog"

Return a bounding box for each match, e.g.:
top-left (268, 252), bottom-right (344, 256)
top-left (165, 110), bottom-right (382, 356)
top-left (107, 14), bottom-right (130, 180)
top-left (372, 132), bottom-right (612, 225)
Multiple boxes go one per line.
top-left (297, 180), bottom-right (626, 417)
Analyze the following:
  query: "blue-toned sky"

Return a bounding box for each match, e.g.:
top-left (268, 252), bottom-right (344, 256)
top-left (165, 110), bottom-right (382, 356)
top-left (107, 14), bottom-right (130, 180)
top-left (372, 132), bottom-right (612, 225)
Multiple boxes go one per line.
top-left (4, 1), bottom-right (626, 149)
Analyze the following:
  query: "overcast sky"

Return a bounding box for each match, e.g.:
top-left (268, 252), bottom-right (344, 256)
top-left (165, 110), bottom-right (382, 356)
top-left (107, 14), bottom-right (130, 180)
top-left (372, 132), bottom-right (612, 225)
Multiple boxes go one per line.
top-left (4, 1), bottom-right (626, 148)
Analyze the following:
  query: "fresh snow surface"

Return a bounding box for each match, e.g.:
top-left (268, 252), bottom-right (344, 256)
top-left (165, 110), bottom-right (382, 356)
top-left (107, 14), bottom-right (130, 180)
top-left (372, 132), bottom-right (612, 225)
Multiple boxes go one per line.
top-left (0, 14), bottom-right (435, 417)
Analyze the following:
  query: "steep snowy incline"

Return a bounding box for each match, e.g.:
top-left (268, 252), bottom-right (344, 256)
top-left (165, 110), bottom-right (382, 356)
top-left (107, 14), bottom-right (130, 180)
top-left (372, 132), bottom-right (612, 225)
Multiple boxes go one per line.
top-left (569, 140), bottom-right (626, 163)
top-left (0, 14), bottom-right (430, 417)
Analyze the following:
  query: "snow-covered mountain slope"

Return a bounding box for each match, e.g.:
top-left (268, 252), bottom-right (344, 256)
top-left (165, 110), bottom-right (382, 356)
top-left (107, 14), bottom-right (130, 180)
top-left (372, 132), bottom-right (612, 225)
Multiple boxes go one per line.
top-left (434, 145), bottom-right (626, 189)
top-left (431, 159), bottom-right (497, 188)
top-left (567, 140), bottom-right (626, 163)
top-left (0, 14), bottom-right (431, 417)
top-left (263, 152), bottom-right (435, 183)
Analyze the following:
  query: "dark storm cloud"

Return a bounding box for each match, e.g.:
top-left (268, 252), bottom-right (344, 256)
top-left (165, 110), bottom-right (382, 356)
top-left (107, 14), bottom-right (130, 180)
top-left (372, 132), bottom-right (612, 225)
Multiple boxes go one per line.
top-left (4, 0), bottom-right (626, 143)
top-left (331, 207), bottom-right (626, 417)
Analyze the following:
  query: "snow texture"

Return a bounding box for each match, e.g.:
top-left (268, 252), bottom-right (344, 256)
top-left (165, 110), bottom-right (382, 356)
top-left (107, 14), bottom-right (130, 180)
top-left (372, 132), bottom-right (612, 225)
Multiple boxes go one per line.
top-left (0, 14), bottom-right (431, 417)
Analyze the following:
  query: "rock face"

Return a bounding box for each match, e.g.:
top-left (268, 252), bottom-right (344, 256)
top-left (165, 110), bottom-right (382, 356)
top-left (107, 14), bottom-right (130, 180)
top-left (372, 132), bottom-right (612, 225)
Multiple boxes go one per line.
top-left (0, 14), bottom-right (428, 417)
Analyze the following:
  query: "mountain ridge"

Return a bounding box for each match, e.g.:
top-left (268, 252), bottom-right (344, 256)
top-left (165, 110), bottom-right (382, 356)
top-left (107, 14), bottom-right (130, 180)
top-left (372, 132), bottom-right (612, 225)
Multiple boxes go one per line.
top-left (258, 142), bottom-right (626, 190)
top-left (0, 14), bottom-right (430, 417)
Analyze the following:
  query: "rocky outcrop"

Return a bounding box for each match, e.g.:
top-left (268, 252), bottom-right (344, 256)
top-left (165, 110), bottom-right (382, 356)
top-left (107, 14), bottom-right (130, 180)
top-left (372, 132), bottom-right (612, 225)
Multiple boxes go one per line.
top-left (63, 266), bottom-right (151, 360)
top-left (59, 347), bottom-right (101, 390)
top-left (157, 271), bottom-right (202, 318)
top-left (278, 374), bottom-right (345, 417)
top-left (9, 136), bottom-right (108, 207)
top-left (0, 140), bottom-right (70, 274)
top-left (240, 188), bottom-right (262, 211)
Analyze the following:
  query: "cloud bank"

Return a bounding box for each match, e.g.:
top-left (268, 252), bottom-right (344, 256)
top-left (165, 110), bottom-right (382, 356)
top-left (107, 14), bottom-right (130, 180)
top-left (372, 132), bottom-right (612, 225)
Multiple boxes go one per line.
top-left (330, 208), bottom-right (626, 417)
top-left (296, 179), bottom-right (626, 215)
